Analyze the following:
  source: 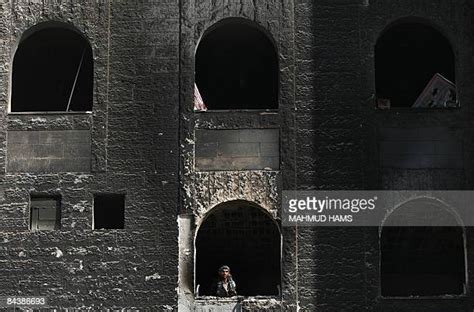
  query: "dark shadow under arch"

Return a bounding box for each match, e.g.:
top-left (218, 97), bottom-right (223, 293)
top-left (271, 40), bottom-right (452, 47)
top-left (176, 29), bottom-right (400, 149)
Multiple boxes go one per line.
top-left (375, 19), bottom-right (455, 107)
top-left (195, 200), bottom-right (281, 296)
top-left (195, 18), bottom-right (278, 110)
top-left (11, 22), bottom-right (93, 112)
top-left (380, 199), bottom-right (466, 296)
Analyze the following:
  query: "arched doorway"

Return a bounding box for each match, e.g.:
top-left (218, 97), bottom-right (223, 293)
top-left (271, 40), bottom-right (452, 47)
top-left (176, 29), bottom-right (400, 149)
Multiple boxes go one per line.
top-left (195, 200), bottom-right (281, 296)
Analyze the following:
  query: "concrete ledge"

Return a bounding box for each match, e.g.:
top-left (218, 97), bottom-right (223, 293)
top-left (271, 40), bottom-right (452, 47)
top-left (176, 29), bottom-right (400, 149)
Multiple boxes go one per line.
top-left (194, 297), bottom-right (281, 312)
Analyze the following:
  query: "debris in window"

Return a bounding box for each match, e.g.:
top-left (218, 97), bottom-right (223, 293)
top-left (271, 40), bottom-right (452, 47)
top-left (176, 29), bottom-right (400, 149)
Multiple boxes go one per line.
top-left (412, 73), bottom-right (457, 108)
top-left (66, 47), bottom-right (87, 111)
top-left (376, 98), bottom-right (391, 109)
top-left (12, 25), bottom-right (93, 112)
top-left (375, 22), bottom-right (455, 108)
top-left (195, 18), bottom-right (278, 110)
top-left (194, 83), bottom-right (207, 111)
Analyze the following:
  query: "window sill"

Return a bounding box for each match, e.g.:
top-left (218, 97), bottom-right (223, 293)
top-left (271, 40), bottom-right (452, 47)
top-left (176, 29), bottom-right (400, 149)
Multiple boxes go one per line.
top-left (194, 168), bottom-right (280, 173)
top-left (375, 107), bottom-right (460, 111)
top-left (195, 109), bottom-right (278, 114)
top-left (374, 107), bottom-right (463, 118)
top-left (193, 296), bottom-right (281, 311)
top-left (195, 296), bottom-right (281, 302)
top-left (378, 293), bottom-right (467, 300)
top-left (7, 112), bottom-right (93, 131)
top-left (8, 111), bottom-right (92, 115)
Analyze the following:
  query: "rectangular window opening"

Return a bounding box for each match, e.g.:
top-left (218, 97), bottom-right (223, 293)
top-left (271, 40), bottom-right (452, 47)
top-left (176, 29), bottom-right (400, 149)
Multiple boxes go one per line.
top-left (93, 194), bottom-right (125, 229)
top-left (30, 195), bottom-right (61, 231)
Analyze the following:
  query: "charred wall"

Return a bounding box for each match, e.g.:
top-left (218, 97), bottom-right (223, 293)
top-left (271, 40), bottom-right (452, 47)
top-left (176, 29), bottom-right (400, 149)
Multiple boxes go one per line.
top-left (178, 0), bottom-right (296, 310)
top-left (0, 1), bottom-right (179, 310)
top-left (0, 0), bottom-right (472, 311)
top-left (295, 0), bottom-right (474, 311)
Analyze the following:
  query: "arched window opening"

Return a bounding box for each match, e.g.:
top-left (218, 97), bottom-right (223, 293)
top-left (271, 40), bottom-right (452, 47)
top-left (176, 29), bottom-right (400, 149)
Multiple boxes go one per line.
top-left (11, 23), bottom-right (93, 112)
top-left (195, 19), bottom-right (278, 110)
top-left (375, 21), bottom-right (456, 108)
top-left (381, 202), bottom-right (465, 296)
top-left (195, 201), bottom-right (281, 296)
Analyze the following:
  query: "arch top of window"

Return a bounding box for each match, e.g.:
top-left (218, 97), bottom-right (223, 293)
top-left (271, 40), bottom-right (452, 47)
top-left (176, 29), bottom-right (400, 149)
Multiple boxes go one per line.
top-left (10, 21), bottom-right (93, 114)
top-left (376, 16), bottom-right (455, 47)
top-left (197, 17), bottom-right (278, 52)
top-left (374, 18), bottom-right (457, 110)
top-left (17, 21), bottom-right (90, 45)
top-left (194, 18), bottom-right (279, 112)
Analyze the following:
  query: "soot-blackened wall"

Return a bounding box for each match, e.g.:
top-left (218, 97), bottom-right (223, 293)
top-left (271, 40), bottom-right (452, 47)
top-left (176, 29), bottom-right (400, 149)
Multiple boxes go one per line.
top-left (295, 0), bottom-right (474, 311)
top-left (0, 1), bottom-right (179, 310)
top-left (0, 0), bottom-right (473, 311)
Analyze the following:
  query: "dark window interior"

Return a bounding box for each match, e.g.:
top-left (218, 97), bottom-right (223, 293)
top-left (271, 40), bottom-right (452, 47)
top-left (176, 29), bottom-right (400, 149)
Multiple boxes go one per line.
top-left (381, 226), bottom-right (465, 296)
top-left (12, 26), bottom-right (93, 112)
top-left (195, 20), bottom-right (278, 110)
top-left (94, 194), bottom-right (125, 229)
top-left (375, 22), bottom-right (455, 107)
top-left (196, 201), bottom-right (281, 296)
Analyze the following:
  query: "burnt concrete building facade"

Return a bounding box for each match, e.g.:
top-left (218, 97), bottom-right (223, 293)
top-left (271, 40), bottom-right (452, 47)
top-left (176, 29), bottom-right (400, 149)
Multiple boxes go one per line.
top-left (0, 0), bottom-right (473, 311)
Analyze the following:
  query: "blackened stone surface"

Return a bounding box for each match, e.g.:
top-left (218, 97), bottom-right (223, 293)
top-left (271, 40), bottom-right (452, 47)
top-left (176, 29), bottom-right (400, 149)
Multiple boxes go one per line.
top-left (0, 0), bottom-right (472, 311)
top-left (195, 129), bottom-right (279, 170)
top-left (0, 1), bottom-right (179, 310)
top-left (379, 127), bottom-right (464, 169)
top-left (7, 130), bottom-right (91, 172)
